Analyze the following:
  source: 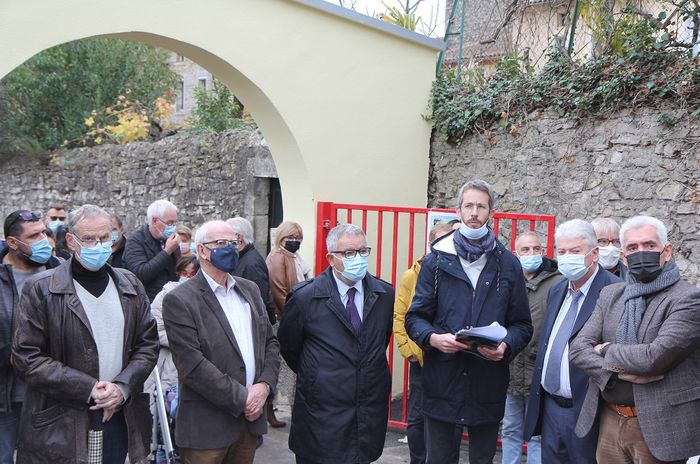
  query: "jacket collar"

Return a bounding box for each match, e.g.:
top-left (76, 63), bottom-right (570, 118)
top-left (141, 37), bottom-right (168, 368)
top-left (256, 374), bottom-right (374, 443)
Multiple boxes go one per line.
top-left (48, 258), bottom-right (138, 296)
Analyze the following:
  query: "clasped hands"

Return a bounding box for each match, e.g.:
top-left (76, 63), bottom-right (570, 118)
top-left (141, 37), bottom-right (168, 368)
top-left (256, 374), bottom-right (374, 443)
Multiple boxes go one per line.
top-left (429, 333), bottom-right (507, 361)
top-left (90, 380), bottom-right (124, 423)
top-left (244, 382), bottom-right (270, 422)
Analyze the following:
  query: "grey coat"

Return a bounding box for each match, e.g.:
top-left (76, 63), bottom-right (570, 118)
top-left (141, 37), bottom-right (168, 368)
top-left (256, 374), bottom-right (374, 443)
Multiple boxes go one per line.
top-left (570, 279), bottom-right (700, 462)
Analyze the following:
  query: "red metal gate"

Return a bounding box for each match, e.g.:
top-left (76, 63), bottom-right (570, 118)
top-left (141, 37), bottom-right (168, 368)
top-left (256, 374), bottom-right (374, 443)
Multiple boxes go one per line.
top-left (315, 201), bottom-right (556, 431)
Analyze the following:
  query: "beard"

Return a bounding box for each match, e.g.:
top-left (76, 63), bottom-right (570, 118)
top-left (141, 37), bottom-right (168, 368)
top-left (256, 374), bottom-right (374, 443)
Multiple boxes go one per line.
top-left (18, 251), bottom-right (47, 268)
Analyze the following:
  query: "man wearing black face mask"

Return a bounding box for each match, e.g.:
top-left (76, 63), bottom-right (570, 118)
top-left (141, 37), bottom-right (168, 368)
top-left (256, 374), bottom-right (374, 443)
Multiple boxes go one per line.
top-left (163, 220), bottom-right (279, 464)
top-left (571, 215), bottom-right (700, 463)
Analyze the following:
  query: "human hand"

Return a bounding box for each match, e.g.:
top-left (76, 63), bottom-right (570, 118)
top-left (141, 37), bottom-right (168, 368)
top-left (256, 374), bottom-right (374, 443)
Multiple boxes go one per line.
top-left (429, 333), bottom-right (471, 354)
top-left (244, 383), bottom-right (269, 421)
top-left (594, 342), bottom-right (611, 355)
top-left (477, 342), bottom-right (508, 361)
top-left (618, 373), bottom-right (664, 384)
top-left (90, 381), bottom-right (124, 411)
top-left (102, 407), bottom-right (117, 423)
top-left (164, 233), bottom-right (182, 254)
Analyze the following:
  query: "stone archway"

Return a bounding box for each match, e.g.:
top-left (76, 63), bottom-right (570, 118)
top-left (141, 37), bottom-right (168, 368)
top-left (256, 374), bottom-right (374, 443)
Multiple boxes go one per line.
top-left (0, 0), bottom-right (443, 267)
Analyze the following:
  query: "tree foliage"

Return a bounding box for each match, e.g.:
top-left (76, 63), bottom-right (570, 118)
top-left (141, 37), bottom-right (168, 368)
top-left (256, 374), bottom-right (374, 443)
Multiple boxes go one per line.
top-left (190, 79), bottom-right (244, 133)
top-left (0, 38), bottom-right (178, 154)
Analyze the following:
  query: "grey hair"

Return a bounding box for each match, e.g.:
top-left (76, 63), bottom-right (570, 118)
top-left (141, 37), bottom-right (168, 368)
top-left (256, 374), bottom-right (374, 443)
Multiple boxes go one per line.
top-left (591, 217), bottom-right (620, 237)
top-left (620, 215), bottom-right (669, 247)
top-left (554, 219), bottom-right (598, 250)
top-left (514, 231), bottom-right (541, 248)
top-left (456, 179), bottom-right (495, 210)
top-left (194, 220), bottom-right (232, 245)
top-left (146, 199), bottom-right (177, 223)
top-left (68, 204), bottom-right (111, 234)
top-left (226, 217), bottom-right (254, 244)
top-left (326, 224), bottom-right (366, 253)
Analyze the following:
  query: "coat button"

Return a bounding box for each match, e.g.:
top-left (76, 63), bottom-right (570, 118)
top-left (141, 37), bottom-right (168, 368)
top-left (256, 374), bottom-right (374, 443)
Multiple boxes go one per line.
top-left (240, 366), bottom-right (245, 372)
top-left (485, 282), bottom-right (490, 286)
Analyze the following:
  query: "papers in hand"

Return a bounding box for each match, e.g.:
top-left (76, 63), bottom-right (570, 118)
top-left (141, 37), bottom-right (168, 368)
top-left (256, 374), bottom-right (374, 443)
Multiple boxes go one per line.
top-left (455, 321), bottom-right (507, 349)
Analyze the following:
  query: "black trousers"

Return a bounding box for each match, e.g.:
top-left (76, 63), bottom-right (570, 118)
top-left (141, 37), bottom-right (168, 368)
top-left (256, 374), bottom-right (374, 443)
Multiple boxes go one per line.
top-left (424, 415), bottom-right (499, 464)
top-left (406, 362), bottom-right (426, 464)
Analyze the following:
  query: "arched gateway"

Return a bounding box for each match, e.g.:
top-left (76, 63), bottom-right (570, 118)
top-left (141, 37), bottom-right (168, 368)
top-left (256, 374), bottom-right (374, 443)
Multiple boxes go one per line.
top-left (0, 0), bottom-right (443, 266)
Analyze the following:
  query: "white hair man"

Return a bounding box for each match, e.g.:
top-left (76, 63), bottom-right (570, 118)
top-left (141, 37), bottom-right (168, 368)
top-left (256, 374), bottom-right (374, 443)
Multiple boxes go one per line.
top-left (524, 219), bottom-right (621, 463)
top-left (12, 204), bottom-right (158, 463)
top-left (278, 223), bottom-right (395, 464)
top-left (571, 215), bottom-right (700, 463)
top-left (591, 217), bottom-right (628, 279)
top-left (226, 217), bottom-right (284, 428)
top-left (163, 220), bottom-right (279, 464)
top-left (123, 199), bottom-right (181, 301)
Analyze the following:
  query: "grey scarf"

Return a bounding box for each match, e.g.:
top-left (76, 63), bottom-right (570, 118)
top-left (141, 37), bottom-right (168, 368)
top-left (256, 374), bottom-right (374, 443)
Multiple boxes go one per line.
top-left (615, 259), bottom-right (681, 344)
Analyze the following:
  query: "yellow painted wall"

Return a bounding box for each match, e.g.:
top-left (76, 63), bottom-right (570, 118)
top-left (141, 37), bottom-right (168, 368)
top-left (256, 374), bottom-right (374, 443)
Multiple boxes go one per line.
top-left (0, 0), bottom-right (442, 269)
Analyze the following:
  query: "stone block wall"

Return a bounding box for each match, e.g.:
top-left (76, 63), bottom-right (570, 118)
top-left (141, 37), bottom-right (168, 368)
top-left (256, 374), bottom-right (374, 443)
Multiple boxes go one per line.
top-left (1, 128), bottom-right (277, 253)
top-left (429, 107), bottom-right (700, 283)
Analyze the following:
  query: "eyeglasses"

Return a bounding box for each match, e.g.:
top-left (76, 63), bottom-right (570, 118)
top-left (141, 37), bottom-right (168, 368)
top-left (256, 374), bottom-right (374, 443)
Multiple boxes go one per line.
top-left (597, 238), bottom-right (621, 248)
top-left (330, 247), bottom-right (372, 259)
top-left (156, 217), bottom-right (177, 227)
top-left (72, 234), bottom-right (113, 248)
top-left (202, 239), bottom-right (238, 249)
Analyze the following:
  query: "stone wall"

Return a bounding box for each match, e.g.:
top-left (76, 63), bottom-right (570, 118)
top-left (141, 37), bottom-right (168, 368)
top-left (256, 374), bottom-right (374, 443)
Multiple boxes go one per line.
top-left (0, 128), bottom-right (277, 252)
top-left (429, 107), bottom-right (700, 283)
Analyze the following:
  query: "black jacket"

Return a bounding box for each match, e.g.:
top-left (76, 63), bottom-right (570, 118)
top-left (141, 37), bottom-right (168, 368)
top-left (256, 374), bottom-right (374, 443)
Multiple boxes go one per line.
top-left (109, 236), bottom-right (127, 269)
top-left (0, 247), bottom-right (61, 414)
top-left (232, 243), bottom-right (277, 325)
top-left (123, 225), bottom-right (179, 302)
top-left (278, 267), bottom-right (394, 464)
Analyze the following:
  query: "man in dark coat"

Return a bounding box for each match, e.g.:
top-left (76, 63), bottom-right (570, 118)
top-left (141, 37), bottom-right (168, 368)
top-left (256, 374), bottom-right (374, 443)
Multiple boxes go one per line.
top-left (163, 220), bottom-right (280, 463)
top-left (123, 199), bottom-right (181, 302)
top-left (0, 210), bottom-right (62, 464)
top-left (405, 179), bottom-right (533, 464)
top-left (523, 219), bottom-right (620, 463)
top-left (278, 223), bottom-right (394, 464)
top-left (11, 204), bottom-right (158, 464)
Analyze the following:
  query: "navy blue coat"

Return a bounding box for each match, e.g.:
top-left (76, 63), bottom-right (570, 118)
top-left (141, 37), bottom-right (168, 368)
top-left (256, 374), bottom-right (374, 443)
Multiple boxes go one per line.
top-left (404, 233), bottom-right (532, 426)
top-left (278, 267), bottom-right (394, 464)
top-left (523, 265), bottom-right (621, 440)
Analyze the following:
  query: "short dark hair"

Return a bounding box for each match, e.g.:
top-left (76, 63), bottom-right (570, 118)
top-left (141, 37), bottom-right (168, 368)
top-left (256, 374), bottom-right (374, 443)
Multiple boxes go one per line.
top-left (176, 255), bottom-right (200, 274)
top-left (48, 205), bottom-right (66, 211)
top-left (110, 213), bottom-right (124, 229)
top-left (4, 210), bottom-right (42, 239)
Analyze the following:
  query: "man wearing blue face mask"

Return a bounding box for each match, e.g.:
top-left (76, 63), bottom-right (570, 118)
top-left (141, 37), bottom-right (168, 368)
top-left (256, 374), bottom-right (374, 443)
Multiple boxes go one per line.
top-left (44, 204), bottom-right (67, 234)
top-left (524, 219), bottom-right (620, 464)
top-left (278, 223), bottom-right (394, 464)
top-left (11, 204), bottom-right (159, 464)
top-left (502, 231), bottom-right (560, 464)
top-left (123, 199), bottom-right (181, 302)
top-left (0, 210), bottom-right (62, 464)
top-left (405, 179), bottom-right (532, 464)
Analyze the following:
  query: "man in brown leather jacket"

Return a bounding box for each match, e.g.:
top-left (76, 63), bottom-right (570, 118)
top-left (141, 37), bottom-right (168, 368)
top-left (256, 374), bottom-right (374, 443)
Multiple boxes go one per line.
top-left (12, 204), bottom-right (158, 464)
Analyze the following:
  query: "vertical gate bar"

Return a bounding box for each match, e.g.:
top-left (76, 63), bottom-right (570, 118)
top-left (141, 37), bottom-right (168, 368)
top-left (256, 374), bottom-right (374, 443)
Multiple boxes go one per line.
top-left (407, 212), bottom-right (415, 268)
top-left (402, 357), bottom-right (409, 423)
top-left (376, 211), bottom-right (383, 277)
top-left (493, 216), bottom-right (500, 237)
top-left (315, 202), bottom-right (334, 273)
top-left (529, 219), bottom-right (536, 231)
top-left (347, 209), bottom-right (353, 224)
top-left (362, 210), bottom-right (368, 232)
top-left (510, 219), bottom-right (517, 251)
top-left (391, 212), bottom-right (399, 287)
top-left (547, 218), bottom-right (556, 258)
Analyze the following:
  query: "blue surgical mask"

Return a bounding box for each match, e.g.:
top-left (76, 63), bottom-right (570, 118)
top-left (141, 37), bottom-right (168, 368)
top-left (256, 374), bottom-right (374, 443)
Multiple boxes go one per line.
top-left (111, 231), bottom-right (120, 243)
top-left (209, 245), bottom-right (239, 273)
top-left (76, 241), bottom-right (113, 271)
top-left (340, 255), bottom-right (368, 282)
top-left (459, 222), bottom-right (488, 240)
top-left (47, 220), bottom-right (65, 233)
top-left (162, 225), bottom-right (177, 240)
top-left (178, 276), bottom-right (190, 283)
top-left (190, 243), bottom-right (197, 256)
top-left (519, 254), bottom-right (543, 273)
top-left (557, 251), bottom-right (593, 281)
top-left (21, 237), bottom-right (53, 264)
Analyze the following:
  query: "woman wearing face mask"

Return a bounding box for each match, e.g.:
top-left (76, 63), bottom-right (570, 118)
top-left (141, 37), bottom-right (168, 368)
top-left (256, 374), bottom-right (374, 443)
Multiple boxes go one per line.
top-left (591, 217), bottom-right (628, 279)
top-left (146, 255), bottom-right (201, 394)
top-left (266, 221), bottom-right (311, 320)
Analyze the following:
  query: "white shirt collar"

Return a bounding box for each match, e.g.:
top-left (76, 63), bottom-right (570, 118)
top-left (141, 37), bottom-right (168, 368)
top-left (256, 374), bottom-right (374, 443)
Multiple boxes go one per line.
top-left (569, 265), bottom-right (599, 297)
top-left (331, 269), bottom-right (363, 298)
top-left (202, 269), bottom-right (236, 293)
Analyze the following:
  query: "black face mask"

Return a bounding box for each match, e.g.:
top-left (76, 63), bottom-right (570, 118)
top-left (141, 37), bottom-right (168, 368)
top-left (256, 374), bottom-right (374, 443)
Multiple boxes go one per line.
top-left (626, 251), bottom-right (663, 283)
top-left (284, 240), bottom-right (301, 253)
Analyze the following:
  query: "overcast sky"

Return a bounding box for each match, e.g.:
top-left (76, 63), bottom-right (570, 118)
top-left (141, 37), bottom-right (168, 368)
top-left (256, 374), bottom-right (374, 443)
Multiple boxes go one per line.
top-left (325, 0), bottom-right (446, 37)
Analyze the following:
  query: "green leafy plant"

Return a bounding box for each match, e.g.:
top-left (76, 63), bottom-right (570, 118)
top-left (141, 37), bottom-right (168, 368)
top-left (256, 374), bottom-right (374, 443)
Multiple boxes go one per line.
top-left (190, 79), bottom-right (244, 133)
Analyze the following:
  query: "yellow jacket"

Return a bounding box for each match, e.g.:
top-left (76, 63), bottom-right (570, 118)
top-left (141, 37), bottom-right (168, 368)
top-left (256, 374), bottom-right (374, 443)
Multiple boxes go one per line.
top-left (393, 258), bottom-right (424, 366)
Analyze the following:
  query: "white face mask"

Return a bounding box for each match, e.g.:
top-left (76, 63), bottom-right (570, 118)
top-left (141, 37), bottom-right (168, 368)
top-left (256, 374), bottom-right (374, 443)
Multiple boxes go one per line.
top-left (598, 245), bottom-right (620, 270)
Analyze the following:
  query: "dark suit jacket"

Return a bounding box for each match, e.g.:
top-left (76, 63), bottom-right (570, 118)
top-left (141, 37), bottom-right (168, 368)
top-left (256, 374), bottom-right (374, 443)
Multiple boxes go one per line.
top-left (571, 278), bottom-right (700, 462)
top-left (123, 225), bottom-right (179, 302)
top-left (232, 243), bottom-right (277, 325)
top-left (524, 265), bottom-right (620, 440)
top-left (162, 270), bottom-right (280, 449)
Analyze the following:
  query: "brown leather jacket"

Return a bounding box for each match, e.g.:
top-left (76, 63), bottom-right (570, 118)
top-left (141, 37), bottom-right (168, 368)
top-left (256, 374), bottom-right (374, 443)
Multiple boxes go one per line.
top-left (266, 248), bottom-right (308, 319)
top-left (11, 259), bottom-right (159, 464)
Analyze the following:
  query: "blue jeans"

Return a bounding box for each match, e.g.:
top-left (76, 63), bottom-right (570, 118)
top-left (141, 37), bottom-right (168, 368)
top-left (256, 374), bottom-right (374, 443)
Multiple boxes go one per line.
top-left (501, 394), bottom-right (541, 464)
top-left (0, 402), bottom-right (21, 464)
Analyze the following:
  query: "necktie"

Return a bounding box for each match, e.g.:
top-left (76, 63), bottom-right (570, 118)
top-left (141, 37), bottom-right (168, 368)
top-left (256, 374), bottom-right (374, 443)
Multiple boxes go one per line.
top-left (543, 289), bottom-right (584, 395)
top-left (345, 287), bottom-right (362, 334)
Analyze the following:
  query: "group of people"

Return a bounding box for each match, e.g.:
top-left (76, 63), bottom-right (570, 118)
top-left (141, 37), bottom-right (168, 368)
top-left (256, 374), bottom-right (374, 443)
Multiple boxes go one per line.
top-left (0, 177), bottom-right (698, 464)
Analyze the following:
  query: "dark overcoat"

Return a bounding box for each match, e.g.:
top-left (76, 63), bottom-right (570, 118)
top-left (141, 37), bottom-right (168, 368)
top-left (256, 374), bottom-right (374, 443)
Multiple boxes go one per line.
top-left (278, 267), bottom-right (394, 464)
